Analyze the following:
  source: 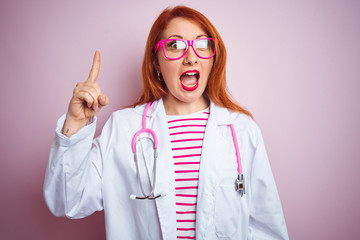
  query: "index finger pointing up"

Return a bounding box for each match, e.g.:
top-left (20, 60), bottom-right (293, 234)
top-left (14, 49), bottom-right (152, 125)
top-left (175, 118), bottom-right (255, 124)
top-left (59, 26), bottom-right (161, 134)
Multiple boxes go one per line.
top-left (88, 50), bottom-right (100, 82)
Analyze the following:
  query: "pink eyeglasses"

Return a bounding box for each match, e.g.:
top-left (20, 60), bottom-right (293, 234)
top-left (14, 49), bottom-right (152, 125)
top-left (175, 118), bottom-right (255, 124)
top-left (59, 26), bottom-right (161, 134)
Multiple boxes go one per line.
top-left (154, 38), bottom-right (218, 60)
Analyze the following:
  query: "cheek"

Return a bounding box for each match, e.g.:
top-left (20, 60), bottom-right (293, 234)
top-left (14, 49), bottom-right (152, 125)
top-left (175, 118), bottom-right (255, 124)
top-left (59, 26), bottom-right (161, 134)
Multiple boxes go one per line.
top-left (160, 62), bottom-right (180, 81)
top-left (203, 61), bottom-right (214, 79)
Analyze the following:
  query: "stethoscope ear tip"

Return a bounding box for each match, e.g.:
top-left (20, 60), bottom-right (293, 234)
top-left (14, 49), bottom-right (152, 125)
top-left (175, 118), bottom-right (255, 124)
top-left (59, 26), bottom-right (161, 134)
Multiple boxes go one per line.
top-left (130, 194), bottom-right (137, 200)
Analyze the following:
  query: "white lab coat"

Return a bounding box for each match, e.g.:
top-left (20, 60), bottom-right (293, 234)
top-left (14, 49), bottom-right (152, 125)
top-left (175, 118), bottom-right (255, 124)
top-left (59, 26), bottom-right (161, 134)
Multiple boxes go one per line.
top-left (44, 99), bottom-right (289, 240)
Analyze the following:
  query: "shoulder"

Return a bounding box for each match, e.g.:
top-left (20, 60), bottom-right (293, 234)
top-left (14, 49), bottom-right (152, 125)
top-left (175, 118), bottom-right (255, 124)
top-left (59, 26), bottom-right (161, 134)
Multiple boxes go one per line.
top-left (100, 105), bottom-right (145, 134)
top-left (111, 104), bottom-right (145, 121)
top-left (212, 103), bottom-right (262, 147)
top-left (233, 112), bottom-right (262, 146)
top-left (212, 103), bottom-right (258, 131)
top-left (108, 99), bottom-right (164, 126)
top-left (233, 112), bottom-right (260, 133)
top-left (112, 107), bottom-right (140, 118)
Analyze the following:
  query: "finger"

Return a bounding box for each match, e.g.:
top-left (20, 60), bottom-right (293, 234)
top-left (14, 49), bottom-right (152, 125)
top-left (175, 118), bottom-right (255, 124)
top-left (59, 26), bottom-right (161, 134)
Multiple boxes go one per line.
top-left (98, 94), bottom-right (110, 107)
top-left (79, 85), bottom-right (100, 104)
top-left (77, 91), bottom-right (95, 109)
top-left (75, 85), bottom-right (99, 106)
top-left (87, 50), bottom-right (100, 82)
top-left (82, 90), bottom-right (98, 110)
top-left (83, 81), bottom-right (101, 96)
top-left (75, 82), bottom-right (102, 110)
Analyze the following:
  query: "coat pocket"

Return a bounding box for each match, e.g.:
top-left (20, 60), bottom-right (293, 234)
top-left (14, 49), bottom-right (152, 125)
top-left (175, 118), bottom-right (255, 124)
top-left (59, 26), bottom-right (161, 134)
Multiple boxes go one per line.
top-left (214, 183), bottom-right (243, 238)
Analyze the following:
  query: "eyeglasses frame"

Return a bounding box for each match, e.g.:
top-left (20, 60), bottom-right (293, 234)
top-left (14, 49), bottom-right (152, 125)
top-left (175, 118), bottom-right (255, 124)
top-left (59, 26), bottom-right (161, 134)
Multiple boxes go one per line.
top-left (154, 37), bottom-right (218, 60)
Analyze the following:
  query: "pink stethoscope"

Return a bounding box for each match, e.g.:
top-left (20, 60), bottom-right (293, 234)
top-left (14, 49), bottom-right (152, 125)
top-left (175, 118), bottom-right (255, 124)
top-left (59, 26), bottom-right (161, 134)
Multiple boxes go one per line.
top-left (130, 102), bottom-right (245, 200)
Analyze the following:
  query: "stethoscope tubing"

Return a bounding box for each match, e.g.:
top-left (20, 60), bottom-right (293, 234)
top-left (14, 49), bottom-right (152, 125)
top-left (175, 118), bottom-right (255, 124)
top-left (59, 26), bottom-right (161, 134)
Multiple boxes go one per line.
top-left (131, 102), bottom-right (162, 200)
top-left (130, 101), bottom-right (245, 200)
top-left (131, 102), bottom-right (158, 153)
top-left (229, 124), bottom-right (242, 174)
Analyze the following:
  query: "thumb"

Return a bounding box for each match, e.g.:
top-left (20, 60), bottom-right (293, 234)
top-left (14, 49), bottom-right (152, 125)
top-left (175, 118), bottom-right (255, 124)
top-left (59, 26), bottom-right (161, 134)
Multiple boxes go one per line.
top-left (98, 94), bottom-right (110, 107)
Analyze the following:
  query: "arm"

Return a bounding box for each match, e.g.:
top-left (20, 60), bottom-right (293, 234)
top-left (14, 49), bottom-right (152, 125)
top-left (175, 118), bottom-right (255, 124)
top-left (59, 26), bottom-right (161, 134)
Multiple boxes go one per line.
top-left (44, 115), bottom-right (105, 218)
top-left (44, 51), bottom-right (110, 218)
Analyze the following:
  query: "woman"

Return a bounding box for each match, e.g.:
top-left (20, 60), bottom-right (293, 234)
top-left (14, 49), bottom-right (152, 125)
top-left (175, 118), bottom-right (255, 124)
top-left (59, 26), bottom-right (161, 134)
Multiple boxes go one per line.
top-left (44, 6), bottom-right (289, 240)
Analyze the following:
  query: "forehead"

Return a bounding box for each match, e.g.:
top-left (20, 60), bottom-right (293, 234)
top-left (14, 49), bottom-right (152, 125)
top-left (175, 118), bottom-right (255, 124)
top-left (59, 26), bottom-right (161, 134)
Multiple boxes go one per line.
top-left (161, 17), bottom-right (206, 39)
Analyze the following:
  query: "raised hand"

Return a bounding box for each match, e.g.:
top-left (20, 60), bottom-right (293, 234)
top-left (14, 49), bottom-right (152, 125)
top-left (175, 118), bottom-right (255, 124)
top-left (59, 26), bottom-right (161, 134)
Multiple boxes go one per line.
top-left (62, 51), bottom-right (110, 137)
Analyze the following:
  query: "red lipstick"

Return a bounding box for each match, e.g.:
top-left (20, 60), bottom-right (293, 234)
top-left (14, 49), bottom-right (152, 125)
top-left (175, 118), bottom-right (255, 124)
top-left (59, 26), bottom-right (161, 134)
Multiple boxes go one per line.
top-left (180, 70), bottom-right (200, 92)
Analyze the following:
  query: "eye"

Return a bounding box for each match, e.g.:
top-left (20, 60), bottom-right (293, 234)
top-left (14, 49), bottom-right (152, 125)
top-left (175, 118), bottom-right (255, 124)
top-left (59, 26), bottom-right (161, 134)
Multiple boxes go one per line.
top-left (166, 40), bottom-right (186, 50)
top-left (195, 39), bottom-right (209, 50)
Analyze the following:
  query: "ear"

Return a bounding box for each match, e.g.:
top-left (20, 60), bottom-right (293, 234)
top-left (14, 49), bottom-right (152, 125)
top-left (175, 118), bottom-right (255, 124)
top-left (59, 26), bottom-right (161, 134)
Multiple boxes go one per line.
top-left (153, 58), bottom-right (160, 72)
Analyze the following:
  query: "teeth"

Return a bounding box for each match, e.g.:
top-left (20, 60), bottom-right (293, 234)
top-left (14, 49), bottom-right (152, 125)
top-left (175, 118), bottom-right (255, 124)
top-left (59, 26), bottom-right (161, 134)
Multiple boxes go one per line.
top-left (185, 72), bottom-right (197, 76)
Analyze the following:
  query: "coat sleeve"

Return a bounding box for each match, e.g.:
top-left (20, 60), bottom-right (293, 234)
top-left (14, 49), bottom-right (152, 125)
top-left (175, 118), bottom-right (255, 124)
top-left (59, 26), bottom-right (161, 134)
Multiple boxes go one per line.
top-left (247, 124), bottom-right (289, 239)
top-left (43, 113), bottom-right (113, 219)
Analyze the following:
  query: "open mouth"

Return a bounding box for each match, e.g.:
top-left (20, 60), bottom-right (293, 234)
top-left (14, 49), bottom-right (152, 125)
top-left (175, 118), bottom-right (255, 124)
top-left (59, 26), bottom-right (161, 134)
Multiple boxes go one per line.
top-left (180, 70), bottom-right (200, 91)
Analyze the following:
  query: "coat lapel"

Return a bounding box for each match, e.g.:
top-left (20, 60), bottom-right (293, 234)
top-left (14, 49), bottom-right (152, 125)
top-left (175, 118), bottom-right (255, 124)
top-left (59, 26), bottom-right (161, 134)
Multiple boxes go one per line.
top-left (196, 102), bottom-right (234, 239)
top-left (143, 100), bottom-right (177, 239)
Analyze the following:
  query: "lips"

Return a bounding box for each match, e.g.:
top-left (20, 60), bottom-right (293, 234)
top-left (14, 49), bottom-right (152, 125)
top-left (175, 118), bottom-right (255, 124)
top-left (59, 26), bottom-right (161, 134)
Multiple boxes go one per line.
top-left (180, 70), bottom-right (200, 91)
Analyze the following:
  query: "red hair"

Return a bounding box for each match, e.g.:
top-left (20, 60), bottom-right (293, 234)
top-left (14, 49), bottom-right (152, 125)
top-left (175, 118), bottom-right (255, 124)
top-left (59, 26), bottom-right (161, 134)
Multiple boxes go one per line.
top-left (133, 6), bottom-right (252, 118)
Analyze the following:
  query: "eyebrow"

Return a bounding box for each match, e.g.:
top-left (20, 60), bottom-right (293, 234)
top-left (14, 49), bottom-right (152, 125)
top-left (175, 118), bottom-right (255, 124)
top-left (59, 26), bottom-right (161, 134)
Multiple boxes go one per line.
top-left (167, 34), bottom-right (208, 39)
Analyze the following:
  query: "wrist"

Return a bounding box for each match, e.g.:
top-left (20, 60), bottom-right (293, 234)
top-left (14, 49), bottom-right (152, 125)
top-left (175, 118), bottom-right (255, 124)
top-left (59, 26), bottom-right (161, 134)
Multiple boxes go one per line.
top-left (62, 115), bottom-right (89, 137)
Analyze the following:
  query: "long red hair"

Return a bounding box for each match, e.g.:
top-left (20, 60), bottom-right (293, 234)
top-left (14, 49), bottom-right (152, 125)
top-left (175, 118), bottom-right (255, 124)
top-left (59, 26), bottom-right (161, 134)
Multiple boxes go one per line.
top-left (132, 6), bottom-right (252, 118)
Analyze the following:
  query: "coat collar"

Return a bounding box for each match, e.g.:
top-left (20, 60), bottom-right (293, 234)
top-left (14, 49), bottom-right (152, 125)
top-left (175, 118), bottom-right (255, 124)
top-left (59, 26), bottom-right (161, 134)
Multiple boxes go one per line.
top-left (134, 98), bottom-right (237, 126)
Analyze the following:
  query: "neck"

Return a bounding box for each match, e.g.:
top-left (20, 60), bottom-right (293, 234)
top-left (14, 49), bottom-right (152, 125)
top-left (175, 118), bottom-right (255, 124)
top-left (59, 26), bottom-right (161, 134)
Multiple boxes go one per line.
top-left (163, 95), bottom-right (209, 115)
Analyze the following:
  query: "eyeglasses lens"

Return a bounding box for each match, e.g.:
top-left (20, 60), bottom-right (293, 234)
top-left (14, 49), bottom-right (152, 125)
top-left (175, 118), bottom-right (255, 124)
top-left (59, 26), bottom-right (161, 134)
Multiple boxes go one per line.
top-left (164, 39), bottom-right (215, 59)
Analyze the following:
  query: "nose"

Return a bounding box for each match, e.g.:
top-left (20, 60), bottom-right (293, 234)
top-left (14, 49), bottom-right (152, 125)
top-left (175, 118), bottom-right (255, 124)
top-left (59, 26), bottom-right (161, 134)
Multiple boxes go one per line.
top-left (183, 45), bottom-right (198, 65)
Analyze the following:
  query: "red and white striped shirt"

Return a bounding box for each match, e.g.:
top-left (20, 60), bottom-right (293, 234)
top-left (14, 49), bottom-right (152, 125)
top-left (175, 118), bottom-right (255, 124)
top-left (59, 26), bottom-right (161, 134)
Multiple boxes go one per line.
top-left (167, 108), bottom-right (210, 240)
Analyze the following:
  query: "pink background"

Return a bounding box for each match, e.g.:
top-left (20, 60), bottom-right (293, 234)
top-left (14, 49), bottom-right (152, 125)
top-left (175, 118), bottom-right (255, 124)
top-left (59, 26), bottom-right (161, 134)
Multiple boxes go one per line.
top-left (1, 0), bottom-right (359, 239)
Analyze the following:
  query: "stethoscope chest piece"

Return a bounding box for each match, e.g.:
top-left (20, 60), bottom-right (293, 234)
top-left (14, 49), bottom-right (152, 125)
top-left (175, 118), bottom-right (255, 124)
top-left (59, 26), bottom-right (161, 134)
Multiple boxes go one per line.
top-left (235, 173), bottom-right (245, 197)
